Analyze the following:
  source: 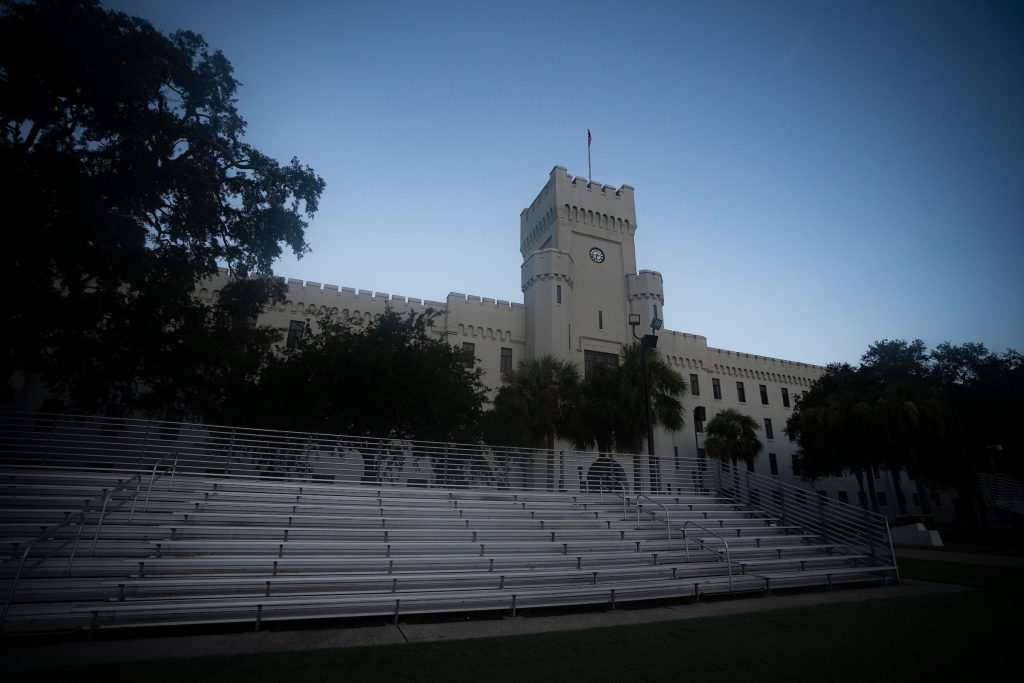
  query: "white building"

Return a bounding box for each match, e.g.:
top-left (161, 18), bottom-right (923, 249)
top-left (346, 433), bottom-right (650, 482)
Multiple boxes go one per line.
top-left (200, 165), bottom-right (938, 521)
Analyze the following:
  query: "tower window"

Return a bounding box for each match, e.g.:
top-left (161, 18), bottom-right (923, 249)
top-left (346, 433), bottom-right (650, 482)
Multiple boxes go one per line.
top-left (598, 310), bottom-right (603, 330)
top-left (462, 342), bottom-right (475, 369)
top-left (764, 418), bottom-right (774, 440)
top-left (286, 320), bottom-right (305, 349)
top-left (769, 453), bottom-right (778, 475)
top-left (690, 374), bottom-right (700, 396)
top-left (736, 381), bottom-right (746, 403)
top-left (712, 378), bottom-right (722, 400)
top-left (500, 347), bottom-right (512, 373)
top-left (781, 387), bottom-right (791, 408)
top-left (556, 285), bottom-right (562, 304)
top-left (759, 384), bottom-right (769, 405)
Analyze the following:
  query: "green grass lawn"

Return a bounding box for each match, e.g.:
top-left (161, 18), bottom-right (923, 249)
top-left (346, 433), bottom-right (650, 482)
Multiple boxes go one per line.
top-left (34, 559), bottom-right (1023, 683)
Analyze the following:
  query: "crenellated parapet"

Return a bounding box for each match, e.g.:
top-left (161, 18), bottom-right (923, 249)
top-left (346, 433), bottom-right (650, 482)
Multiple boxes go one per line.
top-left (626, 269), bottom-right (664, 302)
top-left (520, 248), bottom-right (574, 293)
top-left (520, 165), bottom-right (637, 258)
top-left (706, 346), bottom-right (825, 388)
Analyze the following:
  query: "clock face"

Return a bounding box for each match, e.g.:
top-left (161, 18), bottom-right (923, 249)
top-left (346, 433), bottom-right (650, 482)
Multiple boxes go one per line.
top-left (589, 247), bottom-right (606, 263)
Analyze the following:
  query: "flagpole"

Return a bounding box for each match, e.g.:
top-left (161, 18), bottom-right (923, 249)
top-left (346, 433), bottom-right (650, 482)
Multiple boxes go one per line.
top-left (587, 129), bottom-right (592, 180)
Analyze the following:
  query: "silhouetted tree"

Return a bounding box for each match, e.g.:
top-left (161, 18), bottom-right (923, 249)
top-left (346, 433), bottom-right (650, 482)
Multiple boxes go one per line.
top-left (1, 0), bottom-right (325, 412)
top-left (239, 309), bottom-right (487, 444)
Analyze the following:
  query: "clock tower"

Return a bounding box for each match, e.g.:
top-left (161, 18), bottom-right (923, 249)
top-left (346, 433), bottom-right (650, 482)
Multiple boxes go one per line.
top-left (520, 166), bottom-right (663, 368)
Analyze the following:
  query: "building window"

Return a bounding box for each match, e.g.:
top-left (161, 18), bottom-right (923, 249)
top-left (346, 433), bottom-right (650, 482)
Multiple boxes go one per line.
top-left (598, 310), bottom-right (603, 330)
top-left (500, 347), bottom-right (512, 373)
top-left (584, 350), bottom-right (618, 379)
top-left (556, 285), bottom-right (562, 304)
top-left (674, 446), bottom-right (679, 472)
top-left (838, 491), bottom-right (849, 504)
top-left (462, 342), bottom-right (475, 369)
top-left (759, 384), bottom-right (769, 405)
top-left (652, 304), bottom-right (658, 319)
top-left (694, 406), bottom-right (705, 433)
top-left (736, 381), bottom-right (746, 402)
top-left (781, 387), bottom-right (790, 408)
top-left (286, 320), bottom-right (305, 349)
top-left (712, 378), bottom-right (722, 400)
top-left (768, 452), bottom-right (778, 475)
top-left (764, 418), bottom-right (774, 440)
top-left (690, 374), bottom-right (700, 396)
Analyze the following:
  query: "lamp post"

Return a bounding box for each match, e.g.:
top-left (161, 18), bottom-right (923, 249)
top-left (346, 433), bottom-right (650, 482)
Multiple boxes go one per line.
top-left (629, 313), bottom-right (662, 493)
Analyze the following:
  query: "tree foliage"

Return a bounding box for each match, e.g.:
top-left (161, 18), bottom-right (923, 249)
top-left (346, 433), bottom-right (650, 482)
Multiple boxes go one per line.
top-left (487, 355), bottom-right (583, 451)
top-left (0, 0), bottom-right (325, 411)
top-left (787, 339), bottom-right (1023, 522)
top-left (234, 309), bottom-right (487, 443)
top-left (575, 344), bottom-right (687, 454)
top-left (487, 345), bottom-right (687, 456)
top-left (703, 408), bottom-right (763, 467)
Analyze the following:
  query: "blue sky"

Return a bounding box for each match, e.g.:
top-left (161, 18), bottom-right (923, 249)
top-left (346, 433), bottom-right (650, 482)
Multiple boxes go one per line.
top-left (107, 0), bottom-right (1023, 366)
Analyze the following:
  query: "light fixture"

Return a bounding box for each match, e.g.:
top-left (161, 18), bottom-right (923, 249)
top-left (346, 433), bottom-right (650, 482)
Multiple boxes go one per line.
top-left (650, 316), bottom-right (663, 332)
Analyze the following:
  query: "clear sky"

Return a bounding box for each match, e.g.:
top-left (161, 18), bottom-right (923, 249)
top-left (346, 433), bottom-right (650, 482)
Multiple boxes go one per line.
top-left (106, 0), bottom-right (1023, 366)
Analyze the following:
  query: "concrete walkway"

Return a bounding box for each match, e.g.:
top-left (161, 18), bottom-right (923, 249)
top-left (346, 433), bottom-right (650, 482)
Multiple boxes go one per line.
top-left (893, 547), bottom-right (1024, 568)
top-left (2, 575), bottom-right (970, 672)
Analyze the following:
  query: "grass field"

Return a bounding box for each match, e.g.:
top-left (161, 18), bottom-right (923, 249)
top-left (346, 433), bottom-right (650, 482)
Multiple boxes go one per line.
top-left (31, 557), bottom-right (1023, 682)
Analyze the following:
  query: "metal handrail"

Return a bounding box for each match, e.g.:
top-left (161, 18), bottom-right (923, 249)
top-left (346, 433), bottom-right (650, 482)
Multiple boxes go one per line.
top-left (711, 460), bottom-right (894, 566)
top-left (680, 520), bottom-right (734, 589)
top-left (140, 451), bottom-right (179, 514)
top-left (90, 474), bottom-right (141, 555)
top-left (0, 467), bottom-right (146, 630)
top-left (635, 494), bottom-right (673, 549)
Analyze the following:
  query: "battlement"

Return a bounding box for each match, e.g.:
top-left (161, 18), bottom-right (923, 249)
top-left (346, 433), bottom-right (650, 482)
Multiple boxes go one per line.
top-left (447, 292), bottom-right (525, 311)
top-left (709, 346), bottom-right (824, 371)
top-left (663, 329), bottom-right (708, 343)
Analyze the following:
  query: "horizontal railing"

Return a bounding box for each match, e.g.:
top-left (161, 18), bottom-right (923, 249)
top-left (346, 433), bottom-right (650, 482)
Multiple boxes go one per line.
top-left (707, 460), bottom-right (896, 567)
top-left (0, 411), bottom-right (894, 565)
top-left (0, 412), bottom-right (695, 495)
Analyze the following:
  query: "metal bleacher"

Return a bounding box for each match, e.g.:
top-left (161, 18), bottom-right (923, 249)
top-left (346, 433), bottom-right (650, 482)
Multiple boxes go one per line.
top-left (0, 412), bottom-right (898, 635)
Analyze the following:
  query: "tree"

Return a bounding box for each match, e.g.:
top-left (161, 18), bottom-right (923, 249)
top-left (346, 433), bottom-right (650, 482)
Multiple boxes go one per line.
top-left (573, 344), bottom-right (687, 455)
top-left (1, 0), bottom-right (325, 411)
top-left (489, 356), bottom-right (583, 452)
top-left (704, 408), bottom-right (763, 469)
top-left (787, 339), bottom-right (1023, 525)
top-left (237, 309), bottom-right (487, 444)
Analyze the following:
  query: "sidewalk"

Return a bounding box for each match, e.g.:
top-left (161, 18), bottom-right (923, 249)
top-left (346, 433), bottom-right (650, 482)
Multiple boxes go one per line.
top-left (894, 547), bottom-right (1024, 568)
top-left (2, 577), bottom-right (966, 672)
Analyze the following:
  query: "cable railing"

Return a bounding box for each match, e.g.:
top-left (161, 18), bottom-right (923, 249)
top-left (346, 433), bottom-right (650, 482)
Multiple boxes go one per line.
top-left (0, 412), bottom-right (658, 494)
top-left (707, 460), bottom-right (896, 567)
top-left (0, 412), bottom-right (895, 566)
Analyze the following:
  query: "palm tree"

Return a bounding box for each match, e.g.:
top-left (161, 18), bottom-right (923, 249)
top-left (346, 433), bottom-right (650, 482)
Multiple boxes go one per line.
top-left (489, 355), bottom-right (584, 489)
top-left (493, 355), bottom-right (583, 450)
top-left (614, 343), bottom-right (687, 454)
top-left (704, 408), bottom-right (763, 469)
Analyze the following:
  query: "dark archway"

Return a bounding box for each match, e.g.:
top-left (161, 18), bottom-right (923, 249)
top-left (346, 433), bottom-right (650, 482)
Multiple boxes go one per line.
top-left (586, 456), bottom-right (627, 493)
